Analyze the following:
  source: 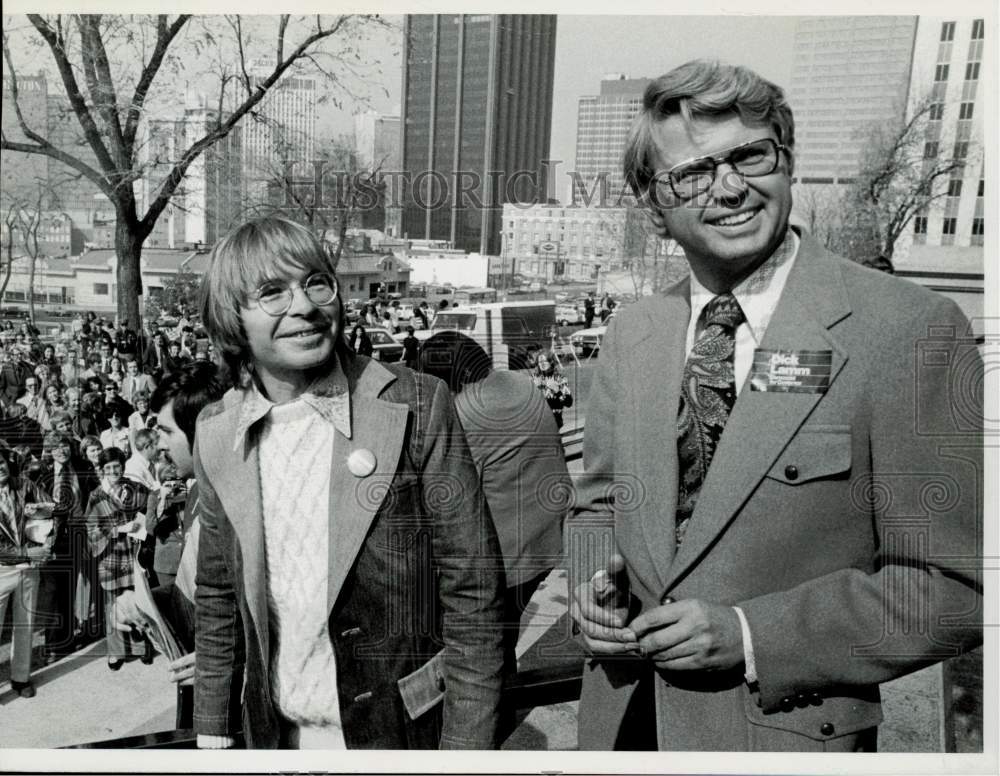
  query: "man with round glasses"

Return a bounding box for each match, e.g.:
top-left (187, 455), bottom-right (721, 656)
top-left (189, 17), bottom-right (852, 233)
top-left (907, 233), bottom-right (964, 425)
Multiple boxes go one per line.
top-left (192, 216), bottom-right (505, 749)
top-left (569, 60), bottom-right (982, 751)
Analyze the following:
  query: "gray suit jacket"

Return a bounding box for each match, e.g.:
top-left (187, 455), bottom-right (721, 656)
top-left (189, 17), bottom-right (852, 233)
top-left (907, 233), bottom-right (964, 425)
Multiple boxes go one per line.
top-left (570, 231), bottom-right (983, 751)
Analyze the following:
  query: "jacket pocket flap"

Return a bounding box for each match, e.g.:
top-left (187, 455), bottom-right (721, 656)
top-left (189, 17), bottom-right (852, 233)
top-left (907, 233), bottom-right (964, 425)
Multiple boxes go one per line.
top-left (744, 686), bottom-right (883, 741)
top-left (397, 649), bottom-right (445, 720)
top-left (765, 428), bottom-right (852, 485)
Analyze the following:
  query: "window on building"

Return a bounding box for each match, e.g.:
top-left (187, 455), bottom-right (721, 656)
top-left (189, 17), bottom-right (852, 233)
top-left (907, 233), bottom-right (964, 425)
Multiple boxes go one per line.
top-left (913, 216), bottom-right (928, 235)
top-left (93, 283), bottom-right (109, 296)
top-left (965, 61), bottom-right (980, 81)
top-left (934, 64), bottom-right (950, 81)
top-left (940, 21), bottom-right (955, 41)
top-left (971, 19), bottom-right (984, 40)
top-left (953, 142), bottom-right (969, 160)
top-left (947, 179), bottom-right (963, 197)
top-left (942, 217), bottom-right (957, 236)
top-left (971, 217), bottom-right (984, 236)
top-left (978, 179), bottom-right (984, 197)
top-left (923, 141), bottom-right (939, 158)
top-left (929, 102), bottom-right (944, 120)
top-left (959, 102), bottom-right (974, 120)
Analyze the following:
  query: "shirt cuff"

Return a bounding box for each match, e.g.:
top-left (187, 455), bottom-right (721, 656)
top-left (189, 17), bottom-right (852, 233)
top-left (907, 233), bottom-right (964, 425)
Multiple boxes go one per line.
top-left (197, 733), bottom-right (235, 749)
top-left (732, 605), bottom-right (757, 685)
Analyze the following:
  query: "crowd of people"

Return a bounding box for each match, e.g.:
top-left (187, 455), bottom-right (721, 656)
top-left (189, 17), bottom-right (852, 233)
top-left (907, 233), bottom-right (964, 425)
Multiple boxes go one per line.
top-left (0, 56), bottom-right (984, 754)
top-left (0, 312), bottom-right (214, 694)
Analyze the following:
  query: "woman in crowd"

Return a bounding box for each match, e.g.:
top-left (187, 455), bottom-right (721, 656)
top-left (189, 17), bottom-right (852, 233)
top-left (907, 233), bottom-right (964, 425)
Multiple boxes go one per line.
top-left (193, 215), bottom-right (504, 750)
top-left (85, 446), bottom-right (153, 670)
top-left (99, 409), bottom-right (130, 454)
top-left (78, 436), bottom-right (103, 480)
top-left (530, 350), bottom-right (573, 429)
top-left (106, 357), bottom-right (125, 390)
top-left (0, 446), bottom-right (54, 699)
top-left (348, 323), bottom-right (374, 357)
top-left (127, 391), bottom-right (156, 449)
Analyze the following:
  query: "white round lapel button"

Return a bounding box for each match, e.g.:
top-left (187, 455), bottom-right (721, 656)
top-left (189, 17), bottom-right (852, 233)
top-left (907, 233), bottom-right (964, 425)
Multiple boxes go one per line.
top-left (347, 448), bottom-right (377, 478)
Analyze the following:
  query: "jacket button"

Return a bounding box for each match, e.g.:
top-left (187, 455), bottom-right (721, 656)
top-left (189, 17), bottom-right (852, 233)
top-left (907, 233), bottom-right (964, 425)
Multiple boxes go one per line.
top-left (784, 465), bottom-right (799, 481)
top-left (820, 722), bottom-right (835, 736)
top-left (795, 693), bottom-right (809, 708)
top-left (780, 696), bottom-right (795, 712)
top-left (810, 692), bottom-right (823, 706)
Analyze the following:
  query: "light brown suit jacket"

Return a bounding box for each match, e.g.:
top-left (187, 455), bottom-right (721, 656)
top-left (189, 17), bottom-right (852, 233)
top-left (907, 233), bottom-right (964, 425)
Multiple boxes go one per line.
top-left (570, 231), bottom-right (983, 751)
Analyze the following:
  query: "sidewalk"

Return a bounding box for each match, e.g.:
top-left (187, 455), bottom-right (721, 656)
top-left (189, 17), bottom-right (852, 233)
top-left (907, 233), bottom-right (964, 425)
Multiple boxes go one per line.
top-left (0, 570), bottom-right (575, 749)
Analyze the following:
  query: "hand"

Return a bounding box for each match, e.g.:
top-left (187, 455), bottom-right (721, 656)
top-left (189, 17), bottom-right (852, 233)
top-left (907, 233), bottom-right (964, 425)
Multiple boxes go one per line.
top-left (112, 590), bottom-right (153, 633)
top-left (569, 553), bottom-right (639, 655)
top-left (629, 599), bottom-right (744, 672)
top-left (168, 652), bottom-right (195, 686)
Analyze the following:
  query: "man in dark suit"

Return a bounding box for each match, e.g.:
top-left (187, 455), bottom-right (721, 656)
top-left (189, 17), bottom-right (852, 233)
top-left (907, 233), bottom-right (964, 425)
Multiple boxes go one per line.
top-left (568, 60), bottom-right (982, 752)
top-left (35, 431), bottom-right (93, 662)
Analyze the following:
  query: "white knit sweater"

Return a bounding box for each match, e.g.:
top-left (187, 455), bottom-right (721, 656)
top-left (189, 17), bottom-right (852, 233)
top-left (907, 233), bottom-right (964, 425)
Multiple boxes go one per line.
top-left (258, 398), bottom-right (345, 742)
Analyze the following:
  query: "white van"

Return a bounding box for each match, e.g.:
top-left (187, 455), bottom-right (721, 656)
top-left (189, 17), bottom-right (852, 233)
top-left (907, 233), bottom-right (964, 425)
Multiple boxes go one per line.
top-left (396, 300), bottom-right (557, 370)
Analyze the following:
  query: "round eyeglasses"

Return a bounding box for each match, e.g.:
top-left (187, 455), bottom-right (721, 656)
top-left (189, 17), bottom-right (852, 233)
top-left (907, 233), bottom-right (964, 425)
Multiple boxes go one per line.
top-left (655, 137), bottom-right (788, 202)
top-left (249, 272), bottom-right (339, 316)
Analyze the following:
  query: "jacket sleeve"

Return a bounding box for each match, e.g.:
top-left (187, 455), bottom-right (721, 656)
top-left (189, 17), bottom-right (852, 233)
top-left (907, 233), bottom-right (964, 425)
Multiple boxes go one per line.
top-left (420, 377), bottom-right (506, 749)
top-left (192, 435), bottom-right (246, 737)
top-left (565, 316), bottom-right (621, 589)
top-left (739, 295), bottom-right (983, 711)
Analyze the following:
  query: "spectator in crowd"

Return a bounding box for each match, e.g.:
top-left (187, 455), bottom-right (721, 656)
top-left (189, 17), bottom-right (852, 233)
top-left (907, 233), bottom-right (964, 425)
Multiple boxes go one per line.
top-left (17, 374), bottom-right (48, 428)
top-left (127, 390), bottom-right (156, 448)
top-left (41, 384), bottom-right (66, 431)
top-left (99, 409), bottom-right (130, 452)
top-left (144, 331), bottom-right (166, 379)
top-left (112, 360), bottom-right (227, 722)
top-left (401, 326), bottom-right (420, 369)
top-left (419, 331), bottom-right (572, 737)
top-left (348, 323), bottom-right (374, 357)
top-left (0, 445), bottom-right (54, 699)
top-left (59, 349), bottom-right (81, 388)
top-left (78, 436), bottom-right (103, 481)
top-left (584, 292), bottom-right (596, 328)
top-left (80, 353), bottom-right (106, 384)
top-left (569, 59), bottom-right (983, 752)
top-left (124, 428), bottom-right (161, 493)
top-left (106, 356), bottom-right (125, 389)
top-left (161, 340), bottom-right (190, 377)
top-left (192, 215), bottom-right (504, 749)
top-left (102, 381), bottom-right (134, 424)
top-left (35, 431), bottom-right (90, 663)
top-left (0, 402), bottom-right (44, 460)
top-left (530, 351), bottom-right (573, 429)
top-left (121, 357), bottom-right (156, 405)
top-left (414, 301), bottom-right (431, 330)
top-left (1, 346), bottom-right (34, 407)
top-left (85, 446), bottom-right (154, 670)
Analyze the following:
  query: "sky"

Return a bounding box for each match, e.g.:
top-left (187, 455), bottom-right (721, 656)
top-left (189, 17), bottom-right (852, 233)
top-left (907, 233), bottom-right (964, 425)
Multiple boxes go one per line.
top-left (326, 14), bottom-right (800, 172)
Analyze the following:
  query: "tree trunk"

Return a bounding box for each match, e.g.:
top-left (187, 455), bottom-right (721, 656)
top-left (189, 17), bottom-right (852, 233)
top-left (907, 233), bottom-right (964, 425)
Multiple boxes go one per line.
top-left (115, 218), bottom-right (144, 329)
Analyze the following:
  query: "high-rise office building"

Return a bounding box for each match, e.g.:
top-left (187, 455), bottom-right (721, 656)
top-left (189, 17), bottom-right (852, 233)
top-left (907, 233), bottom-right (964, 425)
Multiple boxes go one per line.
top-left (238, 58), bottom-right (317, 207)
top-left (900, 16), bottom-right (985, 258)
top-left (354, 110), bottom-right (401, 233)
top-left (401, 14), bottom-right (557, 255)
top-left (788, 16), bottom-right (918, 185)
top-left (573, 75), bottom-right (650, 205)
top-left (181, 105), bottom-right (243, 246)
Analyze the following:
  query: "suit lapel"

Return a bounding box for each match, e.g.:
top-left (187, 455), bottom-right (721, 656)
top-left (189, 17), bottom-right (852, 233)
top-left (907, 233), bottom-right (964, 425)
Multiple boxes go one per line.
top-left (631, 284), bottom-right (690, 591)
top-left (661, 234), bottom-right (851, 593)
top-left (327, 357), bottom-right (408, 613)
top-left (202, 399), bottom-right (269, 664)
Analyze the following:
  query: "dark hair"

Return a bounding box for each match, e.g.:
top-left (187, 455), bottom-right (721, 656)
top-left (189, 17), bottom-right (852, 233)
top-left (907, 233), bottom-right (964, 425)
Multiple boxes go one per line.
top-left (43, 431), bottom-right (74, 451)
top-left (0, 444), bottom-right (20, 480)
top-left (98, 446), bottom-right (126, 469)
top-left (418, 332), bottom-right (492, 393)
top-left (149, 360), bottom-right (226, 448)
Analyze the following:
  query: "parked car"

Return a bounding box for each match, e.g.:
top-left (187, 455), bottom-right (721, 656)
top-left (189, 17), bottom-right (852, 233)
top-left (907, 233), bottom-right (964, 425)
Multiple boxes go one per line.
top-left (351, 325), bottom-right (403, 362)
top-left (555, 302), bottom-right (584, 327)
top-left (570, 324), bottom-right (607, 358)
